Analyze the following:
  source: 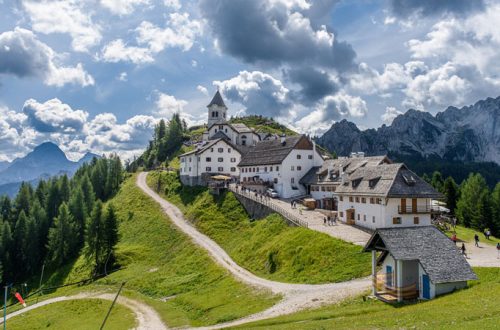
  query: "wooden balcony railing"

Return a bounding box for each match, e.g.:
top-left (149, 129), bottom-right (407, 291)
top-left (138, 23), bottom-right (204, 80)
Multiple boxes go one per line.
top-left (398, 205), bottom-right (431, 214)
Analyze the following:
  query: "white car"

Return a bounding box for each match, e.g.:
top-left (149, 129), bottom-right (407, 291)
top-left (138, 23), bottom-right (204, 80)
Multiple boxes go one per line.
top-left (266, 188), bottom-right (279, 198)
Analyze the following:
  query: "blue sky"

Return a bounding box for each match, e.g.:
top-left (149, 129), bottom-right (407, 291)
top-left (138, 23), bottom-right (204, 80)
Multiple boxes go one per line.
top-left (1, 0), bottom-right (499, 161)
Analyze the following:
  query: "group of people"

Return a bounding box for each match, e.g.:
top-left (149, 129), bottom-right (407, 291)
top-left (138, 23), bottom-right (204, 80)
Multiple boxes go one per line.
top-left (452, 231), bottom-right (500, 259)
top-left (323, 215), bottom-right (337, 226)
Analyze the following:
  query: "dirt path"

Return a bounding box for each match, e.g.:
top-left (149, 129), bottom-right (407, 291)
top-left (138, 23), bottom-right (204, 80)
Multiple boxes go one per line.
top-left (137, 172), bottom-right (370, 329)
top-left (1, 291), bottom-right (167, 330)
top-left (461, 242), bottom-right (500, 267)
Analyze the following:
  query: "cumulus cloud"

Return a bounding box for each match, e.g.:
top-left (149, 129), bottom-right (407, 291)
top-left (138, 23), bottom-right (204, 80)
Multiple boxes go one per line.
top-left (381, 106), bottom-right (403, 123)
top-left (0, 28), bottom-right (94, 87)
top-left (100, 12), bottom-right (202, 63)
top-left (22, 98), bottom-right (89, 133)
top-left (287, 67), bottom-right (339, 104)
top-left (23, 0), bottom-right (102, 52)
top-left (295, 91), bottom-right (367, 135)
top-left (200, 0), bottom-right (355, 72)
top-left (197, 85), bottom-right (208, 95)
top-left (214, 71), bottom-right (293, 118)
top-left (101, 39), bottom-right (154, 64)
top-left (100, 0), bottom-right (150, 15)
top-left (155, 92), bottom-right (188, 118)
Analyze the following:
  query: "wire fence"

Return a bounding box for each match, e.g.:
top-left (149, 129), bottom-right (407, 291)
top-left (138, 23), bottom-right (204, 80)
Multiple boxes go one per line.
top-left (229, 186), bottom-right (309, 228)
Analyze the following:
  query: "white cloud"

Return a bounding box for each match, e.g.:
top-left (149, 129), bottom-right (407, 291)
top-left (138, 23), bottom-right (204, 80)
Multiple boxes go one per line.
top-left (22, 98), bottom-right (89, 134)
top-left (101, 39), bottom-right (154, 64)
top-left (155, 92), bottom-right (188, 118)
top-left (23, 0), bottom-right (102, 52)
top-left (136, 13), bottom-right (202, 53)
top-left (118, 72), bottom-right (128, 81)
top-left (100, 0), bottom-right (150, 15)
top-left (197, 85), bottom-right (208, 96)
top-left (0, 28), bottom-right (94, 87)
top-left (164, 0), bottom-right (181, 10)
top-left (381, 106), bottom-right (403, 123)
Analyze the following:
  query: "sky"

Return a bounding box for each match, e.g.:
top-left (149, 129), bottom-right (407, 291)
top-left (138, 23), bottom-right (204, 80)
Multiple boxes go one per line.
top-left (1, 0), bottom-right (500, 162)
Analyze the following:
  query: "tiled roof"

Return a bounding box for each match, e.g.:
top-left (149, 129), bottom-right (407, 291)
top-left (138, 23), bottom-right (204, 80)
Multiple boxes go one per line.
top-left (239, 135), bottom-right (305, 166)
top-left (300, 155), bottom-right (390, 185)
top-left (207, 90), bottom-right (226, 108)
top-left (364, 226), bottom-right (477, 283)
top-left (230, 123), bottom-right (253, 133)
top-left (335, 163), bottom-right (442, 198)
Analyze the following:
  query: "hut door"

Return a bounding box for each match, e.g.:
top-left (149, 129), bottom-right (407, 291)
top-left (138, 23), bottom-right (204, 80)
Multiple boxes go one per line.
top-left (412, 198), bottom-right (417, 213)
top-left (422, 274), bottom-right (430, 299)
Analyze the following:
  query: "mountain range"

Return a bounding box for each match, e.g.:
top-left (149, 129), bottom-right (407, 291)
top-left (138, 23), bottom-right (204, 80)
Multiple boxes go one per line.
top-left (317, 96), bottom-right (500, 164)
top-left (0, 142), bottom-right (100, 197)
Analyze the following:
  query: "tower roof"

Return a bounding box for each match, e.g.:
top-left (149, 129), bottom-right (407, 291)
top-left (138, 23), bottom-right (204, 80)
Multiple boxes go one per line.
top-left (207, 90), bottom-right (227, 108)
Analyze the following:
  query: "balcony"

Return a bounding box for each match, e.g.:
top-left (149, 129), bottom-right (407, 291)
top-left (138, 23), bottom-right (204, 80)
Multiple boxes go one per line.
top-left (398, 205), bottom-right (431, 214)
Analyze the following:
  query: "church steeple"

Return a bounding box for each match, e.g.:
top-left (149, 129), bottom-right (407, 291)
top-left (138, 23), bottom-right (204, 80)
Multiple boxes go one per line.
top-left (207, 90), bottom-right (228, 127)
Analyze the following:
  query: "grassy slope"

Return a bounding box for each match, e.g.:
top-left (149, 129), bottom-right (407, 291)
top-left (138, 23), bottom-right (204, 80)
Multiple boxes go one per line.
top-left (7, 299), bottom-right (136, 330)
top-left (229, 116), bottom-right (297, 136)
top-left (444, 225), bottom-right (500, 246)
top-left (148, 172), bottom-right (371, 284)
top-left (236, 267), bottom-right (500, 329)
top-left (17, 174), bottom-right (278, 328)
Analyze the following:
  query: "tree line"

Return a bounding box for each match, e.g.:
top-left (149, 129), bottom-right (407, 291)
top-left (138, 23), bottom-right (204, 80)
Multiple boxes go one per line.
top-left (127, 113), bottom-right (188, 171)
top-left (0, 156), bottom-right (123, 285)
top-left (424, 171), bottom-right (500, 236)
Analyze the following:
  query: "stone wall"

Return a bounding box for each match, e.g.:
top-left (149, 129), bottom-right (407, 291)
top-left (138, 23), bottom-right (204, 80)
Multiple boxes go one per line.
top-left (234, 194), bottom-right (298, 227)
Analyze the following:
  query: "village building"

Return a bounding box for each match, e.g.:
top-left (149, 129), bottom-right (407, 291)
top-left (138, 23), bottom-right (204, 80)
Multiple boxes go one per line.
top-left (238, 135), bottom-right (323, 198)
top-left (300, 153), bottom-right (391, 210)
top-left (334, 163), bottom-right (442, 230)
top-left (364, 226), bottom-right (477, 302)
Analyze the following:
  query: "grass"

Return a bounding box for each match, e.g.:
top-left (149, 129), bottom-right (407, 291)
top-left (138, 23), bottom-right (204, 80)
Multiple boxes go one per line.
top-left (10, 174), bottom-right (278, 328)
top-left (444, 225), bottom-right (500, 246)
top-left (148, 171), bottom-right (371, 284)
top-left (234, 267), bottom-right (500, 329)
top-left (7, 299), bottom-right (136, 330)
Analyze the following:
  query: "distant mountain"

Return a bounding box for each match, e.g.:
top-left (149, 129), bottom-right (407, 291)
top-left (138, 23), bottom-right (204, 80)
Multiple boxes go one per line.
top-left (0, 161), bottom-right (10, 172)
top-left (78, 152), bottom-right (101, 165)
top-left (317, 96), bottom-right (500, 164)
top-left (0, 142), bottom-right (100, 196)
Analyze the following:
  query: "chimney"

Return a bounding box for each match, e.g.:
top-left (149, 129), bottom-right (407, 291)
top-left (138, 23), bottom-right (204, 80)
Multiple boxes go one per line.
top-left (280, 134), bottom-right (286, 145)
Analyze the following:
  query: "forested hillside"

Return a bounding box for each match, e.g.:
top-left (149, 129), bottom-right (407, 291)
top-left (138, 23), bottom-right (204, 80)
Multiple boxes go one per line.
top-left (0, 156), bottom-right (123, 285)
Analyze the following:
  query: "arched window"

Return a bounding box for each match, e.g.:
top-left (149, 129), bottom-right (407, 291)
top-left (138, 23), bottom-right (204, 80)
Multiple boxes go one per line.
top-left (241, 135), bottom-right (247, 146)
top-left (215, 111), bottom-right (219, 117)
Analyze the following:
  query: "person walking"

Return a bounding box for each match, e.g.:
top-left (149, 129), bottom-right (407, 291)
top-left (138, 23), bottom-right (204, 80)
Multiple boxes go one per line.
top-left (474, 234), bottom-right (480, 247)
top-left (323, 217), bottom-right (327, 226)
top-left (497, 242), bottom-right (500, 259)
top-left (451, 233), bottom-right (457, 245)
top-left (486, 230), bottom-right (491, 240)
top-left (461, 243), bottom-right (467, 258)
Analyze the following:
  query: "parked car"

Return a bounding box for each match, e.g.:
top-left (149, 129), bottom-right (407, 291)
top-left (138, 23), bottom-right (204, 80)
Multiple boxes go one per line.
top-left (266, 188), bottom-right (279, 198)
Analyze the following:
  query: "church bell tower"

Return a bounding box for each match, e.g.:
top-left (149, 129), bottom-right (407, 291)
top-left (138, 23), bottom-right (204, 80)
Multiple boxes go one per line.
top-left (207, 90), bottom-right (228, 128)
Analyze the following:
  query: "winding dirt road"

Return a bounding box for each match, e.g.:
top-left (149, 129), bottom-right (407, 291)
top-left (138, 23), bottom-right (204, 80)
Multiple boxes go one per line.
top-left (0, 291), bottom-right (167, 330)
top-left (137, 172), bottom-right (370, 329)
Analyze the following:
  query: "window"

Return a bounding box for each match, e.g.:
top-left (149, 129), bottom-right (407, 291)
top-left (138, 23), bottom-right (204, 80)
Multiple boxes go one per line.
top-left (218, 157), bottom-right (223, 162)
top-left (197, 157), bottom-right (200, 162)
top-left (372, 216), bottom-right (375, 223)
top-left (363, 215), bottom-right (366, 221)
top-left (355, 197), bottom-right (360, 203)
top-left (308, 155), bottom-right (313, 159)
top-left (230, 157), bottom-right (236, 163)
top-left (218, 167), bottom-right (224, 172)
top-left (215, 129), bottom-right (217, 133)
top-left (361, 197), bottom-right (366, 203)
top-left (297, 154), bottom-right (301, 159)
top-left (188, 167), bottom-right (191, 172)
top-left (376, 198), bottom-right (382, 204)
top-left (210, 148), bottom-right (214, 152)
top-left (206, 157), bottom-right (212, 162)
top-left (228, 148), bottom-right (231, 153)
top-left (230, 167), bottom-right (236, 172)
top-left (181, 158), bottom-right (185, 163)
top-left (357, 214), bottom-right (360, 220)
top-left (276, 166), bottom-right (279, 171)
top-left (270, 167), bottom-right (273, 172)
top-left (291, 166), bottom-right (295, 171)
top-left (340, 211), bottom-right (344, 218)
top-left (264, 167), bottom-right (267, 172)
top-left (219, 125), bottom-right (223, 129)
top-left (393, 217), bottom-right (402, 225)
top-left (297, 166), bottom-right (302, 171)
top-left (225, 129), bottom-right (228, 133)
top-left (326, 186), bottom-right (332, 192)
top-left (339, 196), bottom-right (343, 202)
top-left (291, 178), bottom-right (295, 184)
top-left (218, 148), bottom-right (224, 153)
top-left (370, 197), bottom-right (375, 204)
top-left (414, 217), bottom-right (420, 225)
top-left (206, 167), bottom-right (212, 172)
top-left (189, 157), bottom-right (192, 162)
top-left (321, 186), bottom-right (325, 192)
top-left (274, 178), bottom-right (278, 183)
top-left (349, 196), bottom-right (353, 202)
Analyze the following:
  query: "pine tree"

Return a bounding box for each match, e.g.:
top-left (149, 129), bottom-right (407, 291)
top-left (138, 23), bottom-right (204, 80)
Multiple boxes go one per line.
top-left (456, 173), bottom-right (489, 229)
top-left (15, 183), bottom-right (31, 217)
top-left (59, 175), bottom-right (71, 203)
top-left (80, 174), bottom-right (96, 216)
top-left (103, 204), bottom-right (119, 272)
top-left (443, 176), bottom-right (459, 214)
top-left (47, 203), bottom-right (78, 267)
top-left (85, 201), bottom-right (105, 274)
top-left (0, 196), bottom-right (12, 222)
top-left (1, 221), bottom-right (13, 280)
top-left (69, 186), bottom-right (87, 245)
top-left (13, 211), bottom-right (29, 279)
top-left (31, 199), bottom-right (49, 259)
top-left (26, 217), bottom-right (39, 275)
top-left (46, 179), bottom-right (61, 221)
top-left (491, 183), bottom-right (500, 236)
top-left (431, 171), bottom-right (444, 192)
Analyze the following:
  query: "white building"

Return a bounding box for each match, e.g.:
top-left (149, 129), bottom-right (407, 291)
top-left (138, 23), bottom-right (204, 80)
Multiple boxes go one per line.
top-left (238, 135), bottom-right (323, 198)
top-left (300, 154), bottom-right (391, 210)
top-left (335, 163), bottom-right (442, 231)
